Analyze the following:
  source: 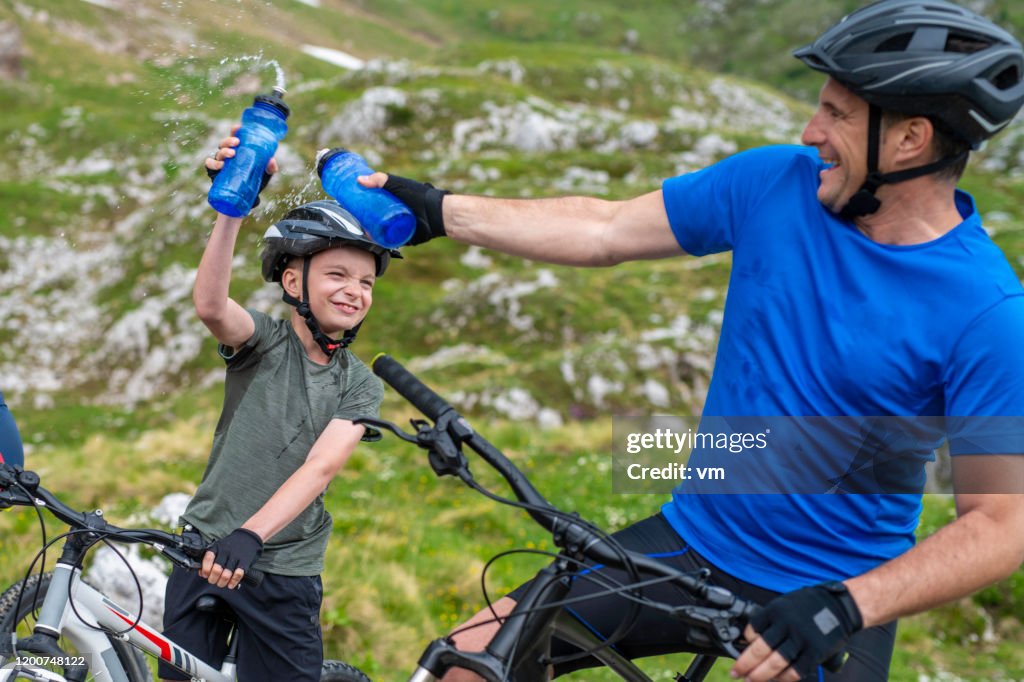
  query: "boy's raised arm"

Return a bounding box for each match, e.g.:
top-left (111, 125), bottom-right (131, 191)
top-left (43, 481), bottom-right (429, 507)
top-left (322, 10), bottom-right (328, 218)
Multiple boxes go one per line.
top-left (193, 211), bottom-right (256, 349)
top-left (193, 131), bottom-right (276, 349)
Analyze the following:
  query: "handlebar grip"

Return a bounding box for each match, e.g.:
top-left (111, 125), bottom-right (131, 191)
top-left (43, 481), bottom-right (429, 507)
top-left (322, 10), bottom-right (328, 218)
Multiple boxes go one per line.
top-left (738, 604), bottom-right (845, 673)
top-left (243, 567), bottom-right (264, 588)
top-left (372, 354), bottom-right (452, 421)
top-left (169, 534), bottom-right (264, 589)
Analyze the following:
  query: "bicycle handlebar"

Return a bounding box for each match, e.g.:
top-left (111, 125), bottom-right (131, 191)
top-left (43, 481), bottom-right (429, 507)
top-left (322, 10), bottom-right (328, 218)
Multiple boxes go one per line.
top-left (367, 355), bottom-right (847, 675)
top-left (367, 355), bottom-right (757, 655)
top-left (0, 463), bottom-right (263, 587)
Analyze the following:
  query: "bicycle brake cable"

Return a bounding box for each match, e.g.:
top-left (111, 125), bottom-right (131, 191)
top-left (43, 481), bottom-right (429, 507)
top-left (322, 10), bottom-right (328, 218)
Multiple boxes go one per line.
top-left (457, 552), bottom-right (702, 639)
top-left (10, 479), bottom-right (53, 626)
top-left (14, 525), bottom-right (150, 640)
top-left (69, 532), bottom-right (147, 637)
top-left (472, 546), bottom-right (706, 671)
top-left (462, 476), bottom-right (645, 665)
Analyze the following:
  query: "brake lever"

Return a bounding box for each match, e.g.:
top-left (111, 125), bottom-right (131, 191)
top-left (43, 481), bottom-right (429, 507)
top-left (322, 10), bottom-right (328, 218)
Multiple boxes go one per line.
top-left (357, 416), bottom-right (474, 481)
top-left (671, 606), bottom-right (745, 659)
top-left (675, 600), bottom-right (847, 673)
top-left (416, 413), bottom-right (473, 480)
top-left (0, 462), bottom-right (17, 488)
top-left (159, 545), bottom-right (201, 571)
top-left (158, 531), bottom-right (264, 587)
top-left (0, 469), bottom-right (40, 509)
top-left (157, 529), bottom-right (205, 570)
top-left (670, 599), bottom-right (750, 659)
top-left (354, 417), bottom-right (420, 444)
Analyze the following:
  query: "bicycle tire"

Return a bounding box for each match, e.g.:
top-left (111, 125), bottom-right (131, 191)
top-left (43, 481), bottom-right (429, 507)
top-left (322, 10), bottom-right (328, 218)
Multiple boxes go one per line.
top-left (0, 571), bottom-right (152, 681)
top-left (320, 658), bottom-right (373, 682)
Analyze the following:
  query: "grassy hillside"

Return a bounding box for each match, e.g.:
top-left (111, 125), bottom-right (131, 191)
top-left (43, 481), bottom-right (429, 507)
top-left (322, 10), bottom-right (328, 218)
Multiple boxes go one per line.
top-left (1, 1), bottom-right (1023, 680)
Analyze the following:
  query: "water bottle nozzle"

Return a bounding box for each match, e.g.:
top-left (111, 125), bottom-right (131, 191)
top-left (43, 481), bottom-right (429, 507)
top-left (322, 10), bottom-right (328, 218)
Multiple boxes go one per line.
top-left (316, 147), bottom-right (351, 177)
top-left (255, 87), bottom-right (290, 119)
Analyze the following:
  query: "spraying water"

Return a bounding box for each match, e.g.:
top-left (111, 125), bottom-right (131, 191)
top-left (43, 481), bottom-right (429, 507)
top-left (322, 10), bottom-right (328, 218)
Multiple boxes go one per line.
top-left (217, 54), bottom-right (287, 92)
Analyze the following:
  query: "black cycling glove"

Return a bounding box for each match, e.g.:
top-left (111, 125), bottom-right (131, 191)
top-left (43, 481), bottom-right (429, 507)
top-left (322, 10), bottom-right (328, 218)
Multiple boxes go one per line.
top-left (749, 581), bottom-right (862, 679)
top-left (383, 174), bottom-right (450, 245)
top-left (207, 528), bottom-right (264, 574)
top-left (205, 162), bottom-right (274, 209)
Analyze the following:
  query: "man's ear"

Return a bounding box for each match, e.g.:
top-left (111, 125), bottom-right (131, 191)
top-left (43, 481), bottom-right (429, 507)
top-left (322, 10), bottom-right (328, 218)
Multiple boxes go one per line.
top-left (891, 116), bottom-right (935, 165)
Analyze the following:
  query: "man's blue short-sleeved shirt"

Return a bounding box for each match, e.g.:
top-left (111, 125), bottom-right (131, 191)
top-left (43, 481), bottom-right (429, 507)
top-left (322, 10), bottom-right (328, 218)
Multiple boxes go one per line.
top-left (659, 145), bottom-right (1024, 591)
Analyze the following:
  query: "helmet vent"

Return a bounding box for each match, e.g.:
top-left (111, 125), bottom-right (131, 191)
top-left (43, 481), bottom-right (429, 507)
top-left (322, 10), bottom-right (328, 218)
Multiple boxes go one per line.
top-left (945, 33), bottom-right (990, 55)
top-left (877, 33), bottom-right (913, 53)
top-left (993, 64), bottom-right (1020, 90)
top-left (803, 53), bottom-right (827, 68)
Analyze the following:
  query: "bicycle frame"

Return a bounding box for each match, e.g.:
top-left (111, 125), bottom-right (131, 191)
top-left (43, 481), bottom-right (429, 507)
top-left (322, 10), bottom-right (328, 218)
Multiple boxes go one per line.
top-left (2, 561), bottom-right (232, 682)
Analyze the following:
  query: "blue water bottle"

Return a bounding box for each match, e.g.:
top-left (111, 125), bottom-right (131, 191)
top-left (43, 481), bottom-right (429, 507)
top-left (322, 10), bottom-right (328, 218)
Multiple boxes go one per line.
top-left (317, 148), bottom-right (415, 249)
top-left (208, 87), bottom-right (290, 217)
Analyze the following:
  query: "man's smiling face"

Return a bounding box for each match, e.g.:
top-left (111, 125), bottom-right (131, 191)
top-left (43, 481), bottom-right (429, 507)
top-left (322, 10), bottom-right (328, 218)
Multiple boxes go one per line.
top-left (801, 77), bottom-right (872, 213)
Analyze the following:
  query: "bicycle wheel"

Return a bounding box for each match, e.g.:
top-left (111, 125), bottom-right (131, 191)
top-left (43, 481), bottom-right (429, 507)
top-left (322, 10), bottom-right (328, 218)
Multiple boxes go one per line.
top-left (0, 571), bottom-right (152, 681)
top-left (321, 658), bottom-right (373, 682)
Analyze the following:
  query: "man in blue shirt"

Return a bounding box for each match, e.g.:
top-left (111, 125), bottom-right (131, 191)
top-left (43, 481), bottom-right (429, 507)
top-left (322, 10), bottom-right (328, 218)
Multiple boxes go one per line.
top-left (364, 1), bottom-right (1024, 679)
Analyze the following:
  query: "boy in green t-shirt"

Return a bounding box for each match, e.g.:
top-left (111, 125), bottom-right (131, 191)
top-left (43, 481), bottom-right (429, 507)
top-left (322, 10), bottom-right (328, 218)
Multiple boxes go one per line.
top-left (159, 134), bottom-right (400, 682)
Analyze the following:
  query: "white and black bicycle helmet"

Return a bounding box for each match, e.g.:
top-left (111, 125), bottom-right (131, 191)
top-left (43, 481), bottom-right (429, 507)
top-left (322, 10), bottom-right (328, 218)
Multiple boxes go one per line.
top-left (794, 0), bottom-right (1024, 216)
top-left (261, 200), bottom-right (399, 281)
top-left (260, 200), bottom-right (401, 356)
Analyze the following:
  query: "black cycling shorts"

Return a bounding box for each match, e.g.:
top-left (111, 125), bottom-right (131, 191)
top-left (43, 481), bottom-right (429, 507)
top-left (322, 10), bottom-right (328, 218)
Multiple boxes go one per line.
top-left (159, 565), bottom-right (324, 681)
top-left (508, 513), bottom-right (896, 680)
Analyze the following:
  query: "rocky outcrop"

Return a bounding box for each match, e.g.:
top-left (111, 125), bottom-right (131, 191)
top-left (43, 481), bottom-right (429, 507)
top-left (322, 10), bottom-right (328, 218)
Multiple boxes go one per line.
top-left (0, 21), bottom-right (23, 80)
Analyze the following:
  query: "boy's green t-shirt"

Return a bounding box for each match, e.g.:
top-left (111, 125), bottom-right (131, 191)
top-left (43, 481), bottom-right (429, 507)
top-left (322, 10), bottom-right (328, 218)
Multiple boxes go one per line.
top-left (182, 309), bottom-right (383, 576)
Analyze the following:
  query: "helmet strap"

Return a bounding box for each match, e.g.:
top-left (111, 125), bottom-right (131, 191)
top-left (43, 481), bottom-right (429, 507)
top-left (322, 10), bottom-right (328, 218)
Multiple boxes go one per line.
top-left (280, 256), bottom-right (359, 358)
top-left (840, 105), bottom-right (970, 220)
top-left (840, 105), bottom-right (884, 219)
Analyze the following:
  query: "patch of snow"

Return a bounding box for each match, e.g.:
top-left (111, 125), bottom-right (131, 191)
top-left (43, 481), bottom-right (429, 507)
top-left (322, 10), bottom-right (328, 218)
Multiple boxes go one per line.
top-left (301, 45), bottom-right (365, 70)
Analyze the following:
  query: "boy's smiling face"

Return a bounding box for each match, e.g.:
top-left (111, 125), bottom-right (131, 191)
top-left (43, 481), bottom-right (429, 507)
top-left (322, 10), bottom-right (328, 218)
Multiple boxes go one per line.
top-left (282, 245), bottom-right (376, 336)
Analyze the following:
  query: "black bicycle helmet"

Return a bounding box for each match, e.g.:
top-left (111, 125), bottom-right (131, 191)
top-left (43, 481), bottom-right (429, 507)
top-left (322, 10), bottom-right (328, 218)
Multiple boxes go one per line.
top-left (794, 0), bottom-right (1024, 147)
top-left (260, 200), bottom-right (401, 357)
top-left (794, 0), bottom-right (1024, 218)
